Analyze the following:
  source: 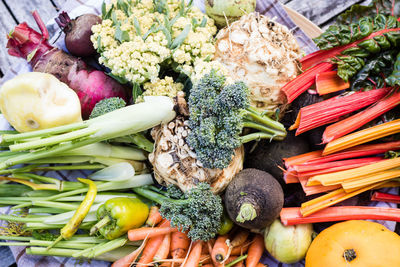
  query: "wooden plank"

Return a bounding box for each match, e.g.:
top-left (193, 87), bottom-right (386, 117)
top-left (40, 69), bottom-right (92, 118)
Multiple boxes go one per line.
top-left (286, 0), bottom-right (363, 26)
top-left (4, 0), bottom-right (59, 36)
top-left (0, 1), bottom-right (26, 77)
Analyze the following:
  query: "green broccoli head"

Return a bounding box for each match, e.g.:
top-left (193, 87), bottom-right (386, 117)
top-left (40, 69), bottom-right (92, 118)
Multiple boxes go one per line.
top-left (89, 97), bottom-right (127, 119)
top-left (187, 70), bottom-right (287, 169)
top-left (159, 183), bottom-right (223, 241)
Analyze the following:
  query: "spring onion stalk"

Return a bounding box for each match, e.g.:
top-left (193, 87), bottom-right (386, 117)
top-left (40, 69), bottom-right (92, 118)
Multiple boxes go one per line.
top-left (29, 207), bottom-right (69, 214)
top-left (0, 236), bottom-right (32, 241)
top-left (31, 201), bottom-right (79, 211)
top-left (43, 205), bottom-right (100, 224)
top-left (0, 242), bottom-right (30, 246)
top-left (0, 96), bottom-right (175, 170)
top-left (25, 221), bottom-right (94, 230)
top-left (29, 240), bottom-right (94, 250)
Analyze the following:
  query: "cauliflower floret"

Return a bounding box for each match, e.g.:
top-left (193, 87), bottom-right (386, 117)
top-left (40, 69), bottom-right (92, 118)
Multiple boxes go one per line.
top-left (92, 0), bottom-right (217, 84)
top-left (136, 76), bottom-right (184, 102)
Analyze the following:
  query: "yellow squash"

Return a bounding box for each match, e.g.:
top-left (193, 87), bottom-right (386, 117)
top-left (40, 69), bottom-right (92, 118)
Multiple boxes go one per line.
top-left (306, 220), bottom-right (400, 267)
top-left (0, 72), bottom-right (82, 132)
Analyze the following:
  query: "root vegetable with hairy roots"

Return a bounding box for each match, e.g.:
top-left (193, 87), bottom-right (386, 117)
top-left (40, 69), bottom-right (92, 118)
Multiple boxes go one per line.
top-left (214, 12), bottom-right (302, 113)
top-left (149, 116), bottom-right (244, 193)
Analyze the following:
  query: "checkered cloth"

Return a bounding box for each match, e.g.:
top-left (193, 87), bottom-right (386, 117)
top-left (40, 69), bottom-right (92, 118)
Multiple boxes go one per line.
top-left (0, 0), bottom-right (397, 266)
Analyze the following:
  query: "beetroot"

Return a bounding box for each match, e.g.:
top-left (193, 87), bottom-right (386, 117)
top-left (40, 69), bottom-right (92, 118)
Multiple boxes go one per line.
top-left (7, 11), bottom-right (129, 119)
top-left (55, 12), bottom-right (101, 57)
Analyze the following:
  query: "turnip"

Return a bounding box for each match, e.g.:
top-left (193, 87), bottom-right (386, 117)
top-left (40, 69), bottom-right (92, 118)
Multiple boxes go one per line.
top-left (224, 169), bottom-right (284, 230)
top-left (55, 12), bottom-right (101, 57)
top-left (6, 11), bottom-right (129, 119)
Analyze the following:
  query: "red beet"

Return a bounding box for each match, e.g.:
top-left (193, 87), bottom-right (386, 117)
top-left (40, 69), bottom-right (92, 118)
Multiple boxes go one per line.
top-left (7, 11), bottom-right (129, 119)
top-left (55, 12), bottom-right (101, 57)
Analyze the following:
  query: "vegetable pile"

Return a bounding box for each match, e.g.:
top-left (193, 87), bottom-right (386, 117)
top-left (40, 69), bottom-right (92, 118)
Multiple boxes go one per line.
top-left (1, 0), bottom-right (400, 266)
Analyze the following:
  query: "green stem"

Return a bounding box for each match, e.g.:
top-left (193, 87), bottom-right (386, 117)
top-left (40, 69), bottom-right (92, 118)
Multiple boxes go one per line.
top-left (132, 187), bottom-right (187, 205)
top-left (243, 121), bottom-right (286, 137)
top-left (72, 241), bottom-right (107, 258)
top-left (244, 108), bottom-right (286, 132)
top-left (240, 132), bottom-right (285, 143)
top-left (32, 201), bottom-right (79, 211)
top-left (236, 203), bottom-right (257, 223)
top-left (30, 240), bottom-right (93, 250)
top-left (25, 221), bottom-right (94, 230)
top-left (113, 133), bottom-right (154, 152)
top-left (90, 216), bottom-right (112, 235)
top-left (86, 237), bottom-right (127, 258)
top-left (0, 242), bottom-right (30, 246)
top-left (29, 207), bottom-right (68, 214)
top-left (0, 214), bottom-right (43, 223)
top-left (32, 164), bottom-right (105, 171)
top-left (10, 127), bottom-right (98, 152)
top-left (225, 254), bottom-right (248, 267)
top-left (27, 247), bottom-right (82, 258)
top-left (0, 236), bottom-right (32, 241)
top-left (2, 122), bottom-right (87, 143)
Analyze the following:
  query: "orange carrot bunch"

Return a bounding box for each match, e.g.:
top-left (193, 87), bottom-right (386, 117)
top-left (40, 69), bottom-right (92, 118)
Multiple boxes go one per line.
top-left (112, 220), bottom-right (265, 267)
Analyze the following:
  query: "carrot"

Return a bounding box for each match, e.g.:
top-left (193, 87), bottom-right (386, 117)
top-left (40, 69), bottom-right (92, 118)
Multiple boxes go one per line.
top-left (323, 119), bottom-right (400, 155)
top-left (146, 206), bottom-right (163, 226)
top-left (201, 264), bottom-right (214, 267)
top-left (230, 230), bottom-right (249, 248)
top-left (246, 234), bottom-right (264, 267)
top-left (255, 263), bottom-right (267, 267)
top-left (300, 181), bottom-right (387, 216)
top-left (182, 241), bottom-right (203, 267)
top-left (170, 231), bottom-right (190, 259)
top-left (212, 235), bottom-right (229, 262)
top-left (371, 192), bottom-right (400, 204)
top-left (322, 90), bottom-right (400, 143)
top-left (307, 157), bottom-right (400, 186)
top-left (154, 233), bottom-right (171, 261)
top-left (233, 261), bottom-right (245, 267)
top-left (137, 234), bottom-right (165, 266)
top-left (111, 239), bottom-right (147, 267)
top-left (280, 206), bottom-right (400, 226)
top-left (128, 226), bottom-right (177, 241)
top-left (315, 70), bottom-right (350, 95)
top-left (231, 242), bottom-right (250, 255)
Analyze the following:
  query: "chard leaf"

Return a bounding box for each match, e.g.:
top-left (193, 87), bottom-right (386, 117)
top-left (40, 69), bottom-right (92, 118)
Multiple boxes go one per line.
top-left (386, 51), bottom-right (400, 86)
top-left (170, 24), bottom-right (191, 50)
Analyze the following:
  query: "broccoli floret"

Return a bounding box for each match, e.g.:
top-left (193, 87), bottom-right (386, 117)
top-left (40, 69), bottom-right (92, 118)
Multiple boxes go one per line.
top-left (133, 183), bottom-right (223, 241)
top-left (187, 70), bottom-right (287, 169)
top-left (89, 97), bottom-right (127, 119)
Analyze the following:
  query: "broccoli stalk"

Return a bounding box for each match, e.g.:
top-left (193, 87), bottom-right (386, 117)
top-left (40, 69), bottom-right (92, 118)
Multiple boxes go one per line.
top-left (132, 183), bottom-right (223, 241)
top-left (187, 70), bottom-right (287, 169)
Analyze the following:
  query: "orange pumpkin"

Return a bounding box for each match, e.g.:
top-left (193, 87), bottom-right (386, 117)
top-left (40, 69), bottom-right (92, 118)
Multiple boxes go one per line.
top-left (305, 220), bottom-right (400, 267)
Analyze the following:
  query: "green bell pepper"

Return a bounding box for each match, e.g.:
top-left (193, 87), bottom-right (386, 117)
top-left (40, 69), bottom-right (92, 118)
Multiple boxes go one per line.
top-left (90, 197), bottom-right (149, 240)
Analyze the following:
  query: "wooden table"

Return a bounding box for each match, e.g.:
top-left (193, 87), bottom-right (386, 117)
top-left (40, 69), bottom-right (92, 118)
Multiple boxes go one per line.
top-left (0, 0), bottom-right (375, 266)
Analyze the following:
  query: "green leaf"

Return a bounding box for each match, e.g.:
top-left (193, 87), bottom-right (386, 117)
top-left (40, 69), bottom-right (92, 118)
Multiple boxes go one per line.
top-left (386, 51), bottom-right (400, 86)
top-left (27, 47), bottom-right (38, 63)
top-left (115, 25), bottom-right (130, 43)
top-left (133, 17), bottom-right (142, 36)
top-left (132, 83), bottom-right (143, 103)
top-left (142, 24), bottom-right (157, 41)
top-left (103, 4), bottom-right (114, 20)
top-left (106, 72), bottom-right (129, 84)
top-left (199, 17), bottom-right (207, 27)
top-left (101, 2), bottom-right (106, 17)
top-left (170, 24), bottom-right (191, 50)
top-left (96, 36), bottom-right (103, 53)
top-left (111, 10), bottom-right (118, 25)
